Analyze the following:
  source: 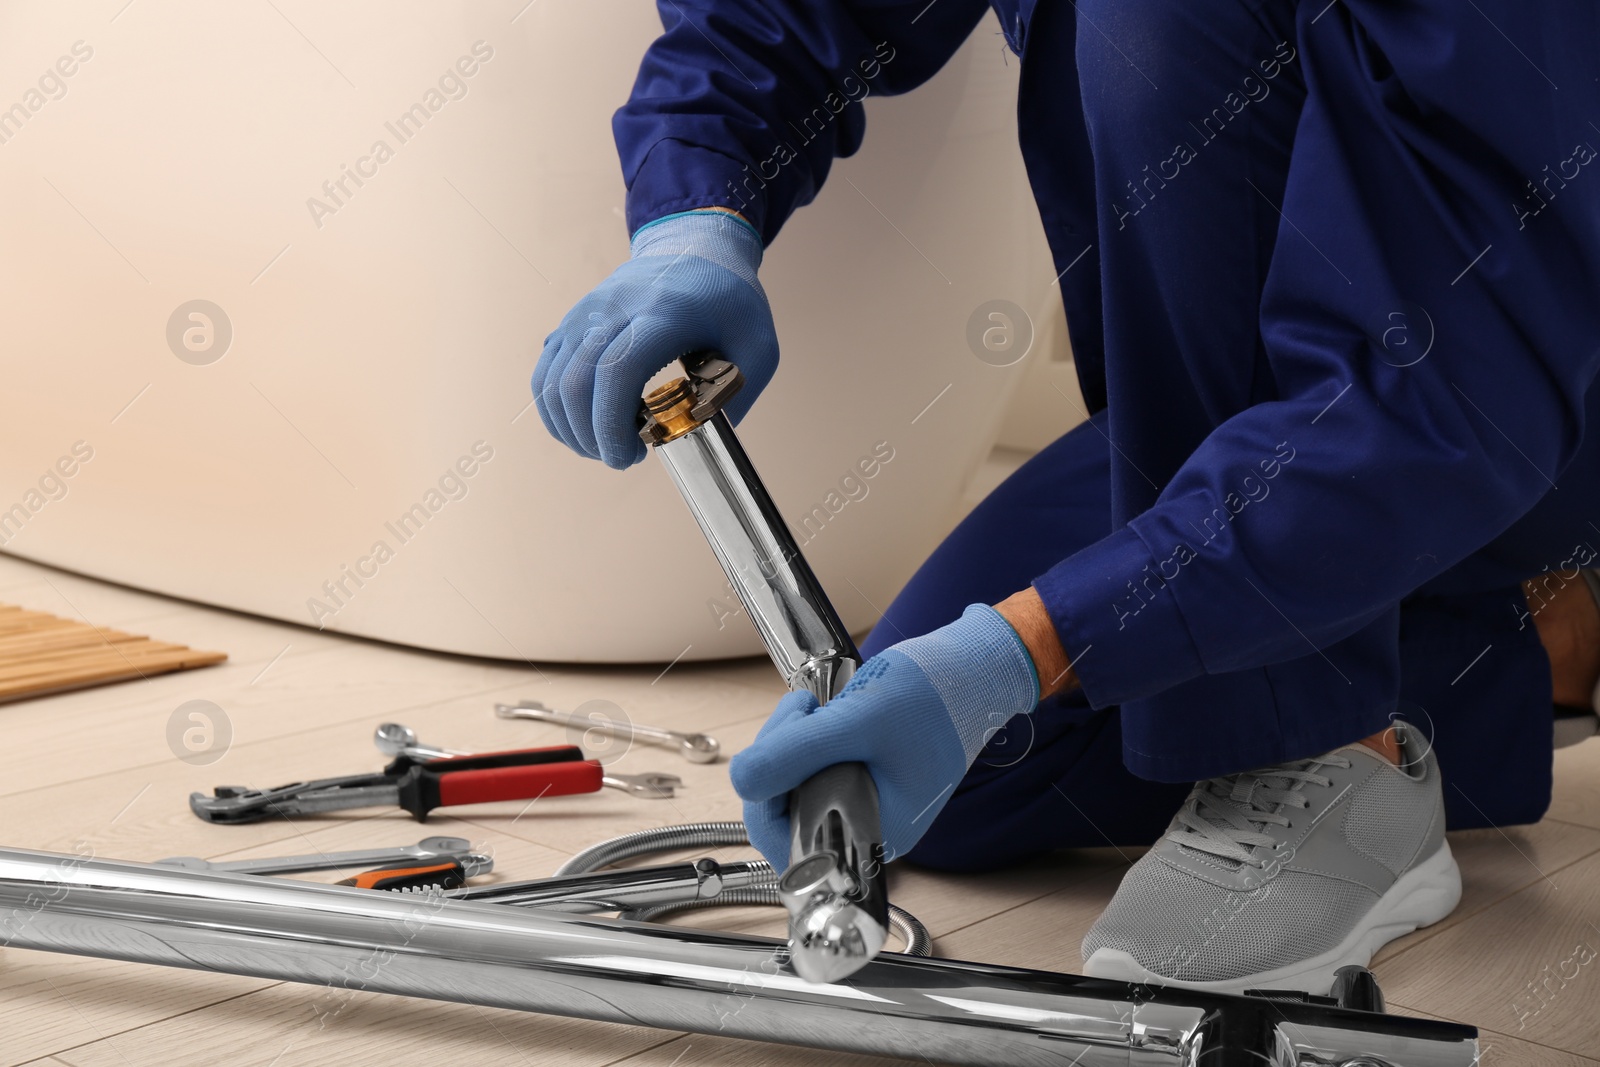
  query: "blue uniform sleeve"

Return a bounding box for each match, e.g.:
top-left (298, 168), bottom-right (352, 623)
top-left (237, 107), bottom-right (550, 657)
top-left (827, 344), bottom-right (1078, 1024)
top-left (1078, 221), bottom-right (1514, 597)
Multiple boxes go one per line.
top-left (613, 0), bottom-right (990, 244)
top-left (1035, 2), bottom-right (1600, 707)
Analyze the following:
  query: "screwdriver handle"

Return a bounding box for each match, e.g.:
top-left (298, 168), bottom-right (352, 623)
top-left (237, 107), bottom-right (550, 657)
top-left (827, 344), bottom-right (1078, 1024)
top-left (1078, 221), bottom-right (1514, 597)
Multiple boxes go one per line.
top-left (339, 861), bottom-right (470, 892)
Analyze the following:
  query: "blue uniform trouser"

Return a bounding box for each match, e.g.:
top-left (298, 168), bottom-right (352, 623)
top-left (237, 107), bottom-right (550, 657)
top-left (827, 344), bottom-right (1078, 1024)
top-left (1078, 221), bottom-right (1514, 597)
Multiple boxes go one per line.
top-left (867, 406), bottom-right (1589, 873)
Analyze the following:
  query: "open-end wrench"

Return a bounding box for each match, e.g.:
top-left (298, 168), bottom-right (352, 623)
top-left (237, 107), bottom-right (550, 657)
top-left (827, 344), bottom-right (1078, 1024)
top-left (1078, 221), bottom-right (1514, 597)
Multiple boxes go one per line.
top-left (374, 723), bottom-right (684, 799)
top-left (598, 771), bottom-right (683, 798)
top-left (156, 836), bottom-right (492, 877)
top-left (495, 701), bottom-right (722, 764)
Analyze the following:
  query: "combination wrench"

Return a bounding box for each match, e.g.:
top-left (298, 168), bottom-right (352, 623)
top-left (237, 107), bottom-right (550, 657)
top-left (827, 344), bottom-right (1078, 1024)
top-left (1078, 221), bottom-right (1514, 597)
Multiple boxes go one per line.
top-left (157, 836), bottom-right (492, 877)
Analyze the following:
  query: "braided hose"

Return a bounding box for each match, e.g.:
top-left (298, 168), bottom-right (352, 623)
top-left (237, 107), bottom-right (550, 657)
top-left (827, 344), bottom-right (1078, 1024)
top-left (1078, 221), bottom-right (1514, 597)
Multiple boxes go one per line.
top-left (555, 821), bottom-right (932, 957)
top-left (555, 821), bottom-right (749, 876)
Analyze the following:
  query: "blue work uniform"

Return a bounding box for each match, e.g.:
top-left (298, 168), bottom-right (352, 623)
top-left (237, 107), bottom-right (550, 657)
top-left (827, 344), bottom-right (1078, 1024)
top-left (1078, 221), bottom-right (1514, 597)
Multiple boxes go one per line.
top-left (615, 0), bottom-right (1600, 868)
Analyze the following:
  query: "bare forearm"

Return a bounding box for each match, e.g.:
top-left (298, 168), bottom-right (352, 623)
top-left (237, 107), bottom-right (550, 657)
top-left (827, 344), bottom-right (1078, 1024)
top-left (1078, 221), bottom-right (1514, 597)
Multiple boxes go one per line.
top-left (995, 587), bottom-right (1078, 698)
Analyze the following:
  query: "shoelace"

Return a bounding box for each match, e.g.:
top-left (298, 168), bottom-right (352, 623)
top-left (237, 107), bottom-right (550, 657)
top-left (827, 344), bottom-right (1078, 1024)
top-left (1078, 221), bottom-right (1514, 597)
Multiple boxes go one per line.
top-left (1164, 754), bottom-right (1353, 868)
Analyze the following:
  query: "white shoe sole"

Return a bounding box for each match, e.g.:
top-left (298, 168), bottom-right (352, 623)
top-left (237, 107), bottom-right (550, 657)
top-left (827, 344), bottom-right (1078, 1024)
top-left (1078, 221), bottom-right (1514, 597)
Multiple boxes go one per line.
top-left (1082, 842), bottom-right (1462, 995)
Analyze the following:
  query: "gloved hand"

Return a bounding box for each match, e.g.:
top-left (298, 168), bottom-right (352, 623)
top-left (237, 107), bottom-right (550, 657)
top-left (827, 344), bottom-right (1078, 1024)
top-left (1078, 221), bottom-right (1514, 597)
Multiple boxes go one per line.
top-left (729, 604), bottom-right (1042, 870)
top-left (533, 210), bottom-right (777, 470)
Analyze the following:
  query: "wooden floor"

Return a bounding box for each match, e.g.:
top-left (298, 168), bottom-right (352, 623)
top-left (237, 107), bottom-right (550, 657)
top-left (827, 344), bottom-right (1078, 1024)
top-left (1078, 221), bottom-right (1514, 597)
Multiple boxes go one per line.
top-left (1, 551), bottom-right (1597, 1066)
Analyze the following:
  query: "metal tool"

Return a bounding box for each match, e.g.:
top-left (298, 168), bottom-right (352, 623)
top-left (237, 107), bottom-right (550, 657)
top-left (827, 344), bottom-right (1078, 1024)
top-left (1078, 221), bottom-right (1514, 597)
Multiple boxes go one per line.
top-left (373, 723), bottom-right (456, 761)
top-left (496, 700), bottom-right (721, 764)
top-left (156, 836), bottom-right (490, 877)
top-left (599, 771), bottom-right (682, 797)
top-left (0, 843), bottom-right (1482, 1067)
top-left (337, 858), bottom-right (481, 892)
top-left (448, 857), bottom-right (768, 911)
top-left (189, 744), bottom-right (606, 824)
top-left (638, 352), bottom-right (885, 983)
top-left (371, 724), bottom-right (683, 800)
top-left (549, 821), bottom-right (932, 955)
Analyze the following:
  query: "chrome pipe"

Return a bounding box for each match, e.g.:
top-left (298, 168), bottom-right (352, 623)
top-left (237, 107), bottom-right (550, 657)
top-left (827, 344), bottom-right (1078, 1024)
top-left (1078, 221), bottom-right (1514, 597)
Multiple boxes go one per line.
top-left (0, 846), bottom-right (1478, 1067)
top-left (642, 353), bottom-right (888, 984)
top-left (651, 409), bottom-right (861, 702)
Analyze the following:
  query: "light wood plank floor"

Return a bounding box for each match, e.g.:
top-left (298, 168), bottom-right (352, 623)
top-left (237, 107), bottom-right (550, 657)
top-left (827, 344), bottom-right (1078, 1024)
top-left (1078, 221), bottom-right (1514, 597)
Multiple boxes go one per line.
top-left (1, 552), bottom-right (1596, 1065)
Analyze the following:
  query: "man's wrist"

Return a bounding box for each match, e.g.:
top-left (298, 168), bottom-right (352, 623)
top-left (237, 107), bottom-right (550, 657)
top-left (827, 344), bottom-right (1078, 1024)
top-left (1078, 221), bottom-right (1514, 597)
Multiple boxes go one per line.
top-left (696, 205), bottom-right (752, 224)
top-left (995, 587), bottom-right (1078, 698)
top-left (632, 207), bottom-right (760, 244)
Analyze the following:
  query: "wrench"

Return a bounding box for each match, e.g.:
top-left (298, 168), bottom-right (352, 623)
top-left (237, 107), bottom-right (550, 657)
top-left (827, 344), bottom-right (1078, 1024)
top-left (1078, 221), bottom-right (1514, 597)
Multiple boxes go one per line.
top-left (495, 701), bottom-right (721, 764)
top-left (599, 771), bottom-right (683, 799)
top-left (156, 836), bottom-right (492, 877)
top-left (375, 722), bottom-right (460, 760)
top-left (374, 723), bottom-right (684, 799)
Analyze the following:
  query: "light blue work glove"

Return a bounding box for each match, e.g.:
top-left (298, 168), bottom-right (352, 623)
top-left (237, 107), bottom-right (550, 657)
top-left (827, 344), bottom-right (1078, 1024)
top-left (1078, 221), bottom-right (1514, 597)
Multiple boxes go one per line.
top-left (729, 605), bottom-right (1042, 870)
top-left (532, 210), bottom-right (777, 469)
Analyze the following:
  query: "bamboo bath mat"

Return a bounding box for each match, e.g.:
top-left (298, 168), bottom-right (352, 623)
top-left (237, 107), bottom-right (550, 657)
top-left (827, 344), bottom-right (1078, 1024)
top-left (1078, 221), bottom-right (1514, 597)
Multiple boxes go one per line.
top-left (0, 603), bottom-right (226, 702)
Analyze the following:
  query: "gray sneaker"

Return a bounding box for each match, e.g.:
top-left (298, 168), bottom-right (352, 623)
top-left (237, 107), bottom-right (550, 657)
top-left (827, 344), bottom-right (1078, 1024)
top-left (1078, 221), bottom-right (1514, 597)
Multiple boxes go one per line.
top-left (1081, 721), bottom-right (1461, 994)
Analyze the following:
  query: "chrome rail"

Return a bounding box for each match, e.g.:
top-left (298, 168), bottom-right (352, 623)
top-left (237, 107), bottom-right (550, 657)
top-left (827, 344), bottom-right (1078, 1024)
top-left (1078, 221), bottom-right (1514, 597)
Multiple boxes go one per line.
top-left (0, 845), bottom-right (1478, 1067)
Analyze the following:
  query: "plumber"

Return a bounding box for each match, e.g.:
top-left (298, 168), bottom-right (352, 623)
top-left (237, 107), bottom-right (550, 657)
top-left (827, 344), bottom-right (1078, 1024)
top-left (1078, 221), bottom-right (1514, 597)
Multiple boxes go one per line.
top-left (532, 0), bottom-right (1600, 993)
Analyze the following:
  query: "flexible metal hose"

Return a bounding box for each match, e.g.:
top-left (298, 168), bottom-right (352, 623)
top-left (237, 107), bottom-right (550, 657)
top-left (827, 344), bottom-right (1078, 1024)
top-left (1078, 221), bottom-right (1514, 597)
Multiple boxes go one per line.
top-left (627, 886), bottom-right (933, 958)
top-left (555, 820), bottom-right (749, 875)
top-left (555, 821), bottom-right (932, 956)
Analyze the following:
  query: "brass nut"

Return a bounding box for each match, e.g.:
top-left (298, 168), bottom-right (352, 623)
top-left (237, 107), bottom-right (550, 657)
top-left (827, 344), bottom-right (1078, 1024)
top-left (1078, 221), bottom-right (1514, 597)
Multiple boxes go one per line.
top-left (640, 378), bottom-right (702, 444)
